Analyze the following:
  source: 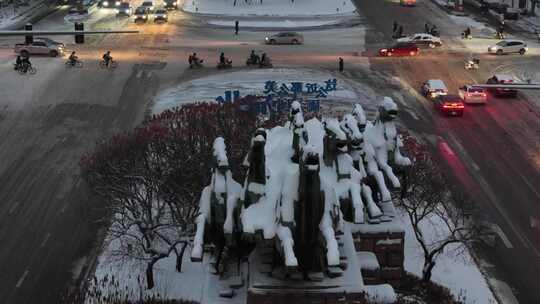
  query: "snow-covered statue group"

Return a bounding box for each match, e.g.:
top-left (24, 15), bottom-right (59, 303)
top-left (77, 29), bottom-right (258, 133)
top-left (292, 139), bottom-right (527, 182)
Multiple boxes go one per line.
top-left (191, 97), bottom-right (410, 302)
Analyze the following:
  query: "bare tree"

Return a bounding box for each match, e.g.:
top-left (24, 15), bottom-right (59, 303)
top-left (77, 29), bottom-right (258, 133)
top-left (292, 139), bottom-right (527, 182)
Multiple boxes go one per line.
top-left (80, 101), bottom-right (260, 290)
top-left (400, 135), bottom-right (486, 282)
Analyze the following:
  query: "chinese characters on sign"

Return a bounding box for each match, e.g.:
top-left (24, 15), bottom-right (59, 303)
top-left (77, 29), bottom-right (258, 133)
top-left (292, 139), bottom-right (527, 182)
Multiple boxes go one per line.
top-left (215, 79), bottom-right (338, 115)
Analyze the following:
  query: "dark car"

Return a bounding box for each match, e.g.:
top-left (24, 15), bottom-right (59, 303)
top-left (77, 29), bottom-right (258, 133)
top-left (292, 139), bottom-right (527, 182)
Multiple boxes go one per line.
top-left (116, 2), bottom-right (132, 16)
top-left (379, 43), bottom-right (419, 57)
top-left (486, 74), bottom-right (517, 97)
top-left (99, 0), bottom-right (121, 8)
top-left (164, 0), bottom-right (178, 10)
top-left (134, 7), bottom-right (149, 23)
top-left (434, 94), bottom-right (464, 116)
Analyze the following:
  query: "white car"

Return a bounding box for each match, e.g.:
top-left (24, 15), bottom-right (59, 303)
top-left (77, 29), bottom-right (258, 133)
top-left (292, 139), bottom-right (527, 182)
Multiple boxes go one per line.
top-left (154, 8), bottom-right (168, 22)
top-left (141, 1), bottom-right (155, 13)
top-left (397, 33), bottom-right (442, 48)
top-left (422, 79), bottom-right (448, 99)
top-left (488, 40), bottom-right (527, 55)
top-left (458, 85), bottom-right (487, 104)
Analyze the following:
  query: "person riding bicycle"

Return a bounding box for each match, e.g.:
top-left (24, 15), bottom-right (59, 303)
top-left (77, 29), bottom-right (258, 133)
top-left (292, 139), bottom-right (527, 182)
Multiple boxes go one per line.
top-left (102, 51), bottom-right (113, 67)
top-left (192, 52), bottom-right (202, 67)
top-left (69, 51), bottom-right (78, 66)
top-left (220, 52), bottom-right (226, 65)
top-left (463, 27), bottom-right (471, 39)
top-left (21, 55), bottom-right (31, 73)
top-left (249, 50), bottom-right (259, 64)
top-left (260, 53), bottom-right (268, 67)
top-left (14, 55), bottom-right (22, 71)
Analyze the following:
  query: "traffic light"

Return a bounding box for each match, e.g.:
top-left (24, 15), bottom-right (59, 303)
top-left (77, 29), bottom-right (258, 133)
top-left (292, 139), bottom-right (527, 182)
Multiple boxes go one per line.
top-left (75, 22), bottom-right (84, 44)
top-left (25, 23), bottom-right (33, 44)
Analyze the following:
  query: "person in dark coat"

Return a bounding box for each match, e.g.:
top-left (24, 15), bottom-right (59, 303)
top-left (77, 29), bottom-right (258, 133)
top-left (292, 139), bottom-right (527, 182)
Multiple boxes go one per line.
top-left (397, 25), bottom-right (403, 38)
top-left (235, 20), bottom-right (239, 35)
top-left (393, 21), bottom-right (398, 34)
top-left (338, 57), bottom-right (344, 72)
top-left (425, 23), bottom-right (430, 33)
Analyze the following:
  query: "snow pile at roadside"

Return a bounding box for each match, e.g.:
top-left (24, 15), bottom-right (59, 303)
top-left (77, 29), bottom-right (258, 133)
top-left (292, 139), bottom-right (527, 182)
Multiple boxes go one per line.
top-left (449, 15), bottom-right (493, 32)
top-left (398, 208), bottom-right (498, 304)
top-left (207, 19), bottom-right (339, 28)
top-left (152, 68), bottom-right (359, 114)
top-left (183, 0), bottom-right (356, 17)
top-left (87, 238), bottom-right (240, 304)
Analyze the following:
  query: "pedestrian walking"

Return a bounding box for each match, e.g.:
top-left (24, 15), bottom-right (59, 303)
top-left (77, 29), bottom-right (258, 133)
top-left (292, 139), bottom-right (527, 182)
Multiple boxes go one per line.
top-left (397, 25), bottom-right (403, 38)
top-left (338, 57), bottom-right (344, 72)
top-left (424, 23), bottom-right (429, 34)
top-left (393, 21), bottom-right (398, 34)
top-left (235, 20), bottom-right (239, 35)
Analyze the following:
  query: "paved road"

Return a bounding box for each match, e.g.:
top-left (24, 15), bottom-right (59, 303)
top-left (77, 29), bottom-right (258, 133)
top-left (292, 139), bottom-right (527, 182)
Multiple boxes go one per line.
top-left (353, 0), bottom-right (540, 302)
top-left (1, 0), bottom-right (539, 303)
top-left (0, 4), bottom-right (371, 303)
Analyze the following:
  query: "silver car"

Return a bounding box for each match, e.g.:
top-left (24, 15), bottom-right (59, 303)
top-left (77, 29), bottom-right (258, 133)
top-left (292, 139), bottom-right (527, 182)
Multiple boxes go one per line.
top-left (488, 40), bottom-right (527, 55)
top-left (265, 32), bottom-right (304, 45)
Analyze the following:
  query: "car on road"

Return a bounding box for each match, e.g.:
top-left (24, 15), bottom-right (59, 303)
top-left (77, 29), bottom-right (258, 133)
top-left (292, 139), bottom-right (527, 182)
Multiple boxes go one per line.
top-left (434, 94), bottom-right (465, 116)
top-left (141, 1), bottom-right (155, 13)
top-left (164, 0), bottom-right (178, 10)
top-left (265, 32), bottom-right (304, 45)
top-left (154, 8), bottom-right (168, 23)
top-left (134, 6), bottom-right (149, 23)
top-left (15, 39), bottom-right (65, 57)
top-left (458, 85), bottom-right (487, 104)
top-left (397, 33), bottom-right (442, 48)
top-left (116, 2), bottom-right (133, 16)
top-left (486, 74), bottom-right (518, 97)
top-left (488, 40), bottom-right (527, 55)
top-left (422, 79), bottom-right (448, 99)
top-left (379, 42), bottom-right (419, 57)
top-left (400, 0), bottom-right (416, 6)
top-left (99, 0), bottom-right (121, 8)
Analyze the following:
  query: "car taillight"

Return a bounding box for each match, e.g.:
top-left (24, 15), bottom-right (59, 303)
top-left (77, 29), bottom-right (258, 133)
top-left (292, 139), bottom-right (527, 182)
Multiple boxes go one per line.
top-left (443, 103), bottom-right (464, 109)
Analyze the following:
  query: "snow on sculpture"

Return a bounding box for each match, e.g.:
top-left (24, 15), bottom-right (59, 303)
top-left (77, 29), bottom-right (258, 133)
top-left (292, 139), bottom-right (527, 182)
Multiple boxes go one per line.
top-left (363, 97), bottom-right (411, 190)
top-left (191, 100), bottom-right (409, 292)
top-left (191, 137), bottom-right (241, 261)
top-left (340, 113), bottom-right (384, 222)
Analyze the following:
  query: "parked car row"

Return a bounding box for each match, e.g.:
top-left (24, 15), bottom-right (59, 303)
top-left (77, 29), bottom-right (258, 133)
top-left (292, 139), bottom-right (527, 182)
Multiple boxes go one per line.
top-left (420, 74), bottom-right (517, 117)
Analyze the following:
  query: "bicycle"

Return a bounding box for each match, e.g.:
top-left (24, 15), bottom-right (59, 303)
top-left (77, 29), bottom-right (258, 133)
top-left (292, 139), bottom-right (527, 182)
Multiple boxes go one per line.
top-left (99, 59), bottom-right (118, 69)
top-left (65, 59), bottom-right (83, 68)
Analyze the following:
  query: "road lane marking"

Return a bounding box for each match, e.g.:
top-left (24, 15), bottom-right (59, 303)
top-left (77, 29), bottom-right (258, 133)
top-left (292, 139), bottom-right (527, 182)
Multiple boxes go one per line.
top-left (15, 270), bottom-right (29, 288)
top-left (41, 233), bottom-right (51, 248)
top-left (471, 163), bottom-right (480, 171)
top-left (487, 223), bottom-right (514, 249)
top-left (136, 70), bottom-right (143, 78)
top-left (446, 134), bottom-right (540, 256)
top-left (8, 201), bottom-right (20, 215)
top-left (440, 142), bottom-right (455, 156)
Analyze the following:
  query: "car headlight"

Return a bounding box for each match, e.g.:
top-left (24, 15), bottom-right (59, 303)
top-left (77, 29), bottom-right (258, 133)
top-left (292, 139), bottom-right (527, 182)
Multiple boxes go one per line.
top-left (103, 1), bottom-right (109, 6)
top-left (490, 46), bottom-right (497, 51)
top-left (143, 15), bottom-right (147, 19)
top-left (265, 37), bottom-right (269, 40)
top-left (115, 1), bottom-right (120, 5)
top-left (163, 14), bottom-right (167, 17)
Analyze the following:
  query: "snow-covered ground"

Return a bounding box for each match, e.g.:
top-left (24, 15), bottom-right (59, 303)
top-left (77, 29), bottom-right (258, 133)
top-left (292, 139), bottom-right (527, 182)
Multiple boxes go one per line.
top-left (183, 0), bottom-right (357, 17)
top-left (206, 19), bottom-right (339, 28)
top-left (152, 68), bottom-right (364, 114)
top-left (398, 208), bottom-right (498, 304)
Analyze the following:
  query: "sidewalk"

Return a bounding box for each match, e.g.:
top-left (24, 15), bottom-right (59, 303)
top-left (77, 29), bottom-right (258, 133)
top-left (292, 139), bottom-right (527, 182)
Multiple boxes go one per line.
top-left (0, 0), bottom-right (59, 30)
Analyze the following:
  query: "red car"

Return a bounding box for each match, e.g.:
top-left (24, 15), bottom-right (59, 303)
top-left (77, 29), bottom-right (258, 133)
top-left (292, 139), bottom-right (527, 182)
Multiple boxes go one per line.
top-left (379, 43), bottom-right (419, 57)
top-left (434, 94), bottom-right (464, 116)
